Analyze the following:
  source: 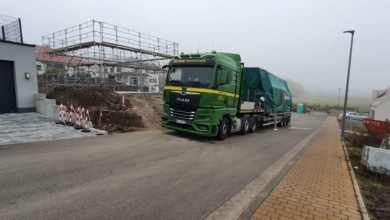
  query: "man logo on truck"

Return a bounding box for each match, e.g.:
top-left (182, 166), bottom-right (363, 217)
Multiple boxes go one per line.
top-left (177, 97), bottom-right (190, 103)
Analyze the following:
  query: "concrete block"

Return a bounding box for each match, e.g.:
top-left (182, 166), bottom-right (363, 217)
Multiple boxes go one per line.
top-left (35, 93), bottom-right (56, 118)
top-left (53, 105), bottom-right (60, 120)
top-left (362, 146), bottom-right (390, 175)
top-left (34, 93), bottom-right (47, 100)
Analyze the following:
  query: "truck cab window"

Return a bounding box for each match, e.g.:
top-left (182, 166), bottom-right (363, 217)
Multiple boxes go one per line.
top-left (227, 71), bottom-right (232, 84)
top-left (168, 68), bottom-right (182, 81)
top-left (167, 66), bottom-right (213, 87)
top-left (216, 67), bottom-right (230, 86)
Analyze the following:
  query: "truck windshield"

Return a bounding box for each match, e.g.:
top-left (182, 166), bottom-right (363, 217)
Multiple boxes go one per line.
top-left (166, 66), bottom-right (213, 88)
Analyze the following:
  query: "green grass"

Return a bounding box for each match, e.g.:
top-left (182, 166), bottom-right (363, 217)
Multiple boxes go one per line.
top-left (294, 94), bottom-right (371, 113)
top-left (343, 122), bottom-right (390, 220)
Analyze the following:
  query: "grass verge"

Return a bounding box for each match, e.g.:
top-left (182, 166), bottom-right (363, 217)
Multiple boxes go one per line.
top-left (342, 120), bottom-right (390, 219)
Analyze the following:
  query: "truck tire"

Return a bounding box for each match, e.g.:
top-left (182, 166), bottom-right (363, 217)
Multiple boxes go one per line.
top-left (217, 118), bottom-right (229, 140)
top-left (240, 115), bottom-right (250, 135)
top-left (249, 115), bottom-right (258, 133)
top-left (277, 118), bottom-right (282, 127)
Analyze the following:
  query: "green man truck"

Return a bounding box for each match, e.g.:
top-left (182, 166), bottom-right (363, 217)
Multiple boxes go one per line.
top-left (161, 51), bottom-right (292, 140)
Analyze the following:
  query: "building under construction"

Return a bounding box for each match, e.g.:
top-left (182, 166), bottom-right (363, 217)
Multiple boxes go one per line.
top-left (38, 20), bottom-right (179, 93)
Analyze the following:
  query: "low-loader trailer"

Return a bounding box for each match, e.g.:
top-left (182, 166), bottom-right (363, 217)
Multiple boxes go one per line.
top-left (161, 51), bottom-right (292, 140)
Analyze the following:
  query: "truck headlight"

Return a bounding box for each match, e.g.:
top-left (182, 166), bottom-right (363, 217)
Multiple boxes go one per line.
top-left (198, 116), bottom-right (210, 121)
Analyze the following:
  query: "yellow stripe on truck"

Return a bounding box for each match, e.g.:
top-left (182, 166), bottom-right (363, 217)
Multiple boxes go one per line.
top-left (164, 86), bottom-right (239, 98)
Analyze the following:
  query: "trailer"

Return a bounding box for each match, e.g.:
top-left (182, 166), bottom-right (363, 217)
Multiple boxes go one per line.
top-left (161, 51), bottom-right (292, 140)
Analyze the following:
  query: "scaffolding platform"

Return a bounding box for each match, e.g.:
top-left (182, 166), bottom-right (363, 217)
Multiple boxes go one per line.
top-left (41, 20), bottom-right (178, 69)
top-left (38, 20), bottom-right (178, 93)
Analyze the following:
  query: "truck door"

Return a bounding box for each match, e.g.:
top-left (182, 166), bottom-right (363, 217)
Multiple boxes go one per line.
top-left (216, 67), bottom-right (236, 108)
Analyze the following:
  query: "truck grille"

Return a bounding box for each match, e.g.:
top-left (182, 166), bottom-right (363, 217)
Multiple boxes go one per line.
top-left (170, 108), bottom-right (196, 121)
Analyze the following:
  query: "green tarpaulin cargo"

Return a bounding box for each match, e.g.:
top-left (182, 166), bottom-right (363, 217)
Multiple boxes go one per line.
top-left (241, 67), bottom-right (292, 114)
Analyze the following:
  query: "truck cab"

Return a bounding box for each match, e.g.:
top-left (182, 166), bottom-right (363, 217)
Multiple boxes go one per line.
top-left (161, 51), bottom-right (243, 139)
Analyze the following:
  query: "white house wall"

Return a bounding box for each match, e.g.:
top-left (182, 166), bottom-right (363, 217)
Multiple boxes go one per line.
top-left (0, 42), bottom-right (38, 112)
top-left (36, 61), bottom-right (46, 75)
top-left (373, 98), bottom-right (390, 121)
top-left (146, 75), bottom-right (159, 93)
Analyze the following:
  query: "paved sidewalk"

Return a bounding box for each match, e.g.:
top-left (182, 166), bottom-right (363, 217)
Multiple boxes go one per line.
top-left (250, 117), bottom-right (365, 220)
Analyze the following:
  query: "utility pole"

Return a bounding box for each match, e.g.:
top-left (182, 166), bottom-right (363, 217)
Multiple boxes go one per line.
top-left (341, 30), bottom-right (355, 140)
top-left (338, 88), bottom-right (341, 110)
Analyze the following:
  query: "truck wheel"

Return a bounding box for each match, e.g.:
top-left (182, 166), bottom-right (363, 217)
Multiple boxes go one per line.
top-left (277, 118), bottom-right (282, 127)
top-left (217, 118), bottom-right (229, 140)
top-left (249, 115), bottom-right (258, 133)
top-left (240, 115), bottom-right (250, 135)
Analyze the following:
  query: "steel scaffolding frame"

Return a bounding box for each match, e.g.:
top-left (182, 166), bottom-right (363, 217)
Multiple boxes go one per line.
top-left (38, 20), bottom-right (178, 93)
top-left (41, 20), bottom-right (178, 73)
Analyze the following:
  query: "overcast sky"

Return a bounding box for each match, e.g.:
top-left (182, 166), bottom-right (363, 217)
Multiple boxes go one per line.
top-left (2, 0), bottom-right (389, 97)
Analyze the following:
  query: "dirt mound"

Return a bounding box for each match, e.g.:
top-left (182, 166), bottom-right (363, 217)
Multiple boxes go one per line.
top-left (46, 86), bottom-right (163, 134)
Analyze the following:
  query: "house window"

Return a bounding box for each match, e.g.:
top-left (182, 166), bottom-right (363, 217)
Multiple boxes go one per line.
top-left (53, 63), bottom-right (63, 69)
top-left (110, 67), bottom-right (114, 73)
top-left (130, 77), bottom-right (138, 85)
top-left (36, 65), bottom-right (42, 71)
top-left (75, 67), bottom-right (85, 74)
top-left (117, 67), bottom-right (122, 72)
top-left (149, 78), bottom-right (157, 84)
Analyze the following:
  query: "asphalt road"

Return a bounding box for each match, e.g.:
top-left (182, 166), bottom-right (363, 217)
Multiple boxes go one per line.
top-left (0, 112), bottom-right (328, 220)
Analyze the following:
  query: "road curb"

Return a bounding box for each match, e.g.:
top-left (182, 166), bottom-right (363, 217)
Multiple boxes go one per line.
top-left (342, 141), bottom-right (370, 220)
top-left (205, 119), bottom-right (326, 220)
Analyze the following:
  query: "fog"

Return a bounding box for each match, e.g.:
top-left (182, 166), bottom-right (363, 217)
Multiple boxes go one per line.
top-left (2, 0), bottom-right (389, 97)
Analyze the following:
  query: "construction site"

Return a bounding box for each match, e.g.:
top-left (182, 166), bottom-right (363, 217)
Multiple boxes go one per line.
top-left (32, 20), bottom-right (179, 133)
top-left (38, 20), bottom-right (179, 93)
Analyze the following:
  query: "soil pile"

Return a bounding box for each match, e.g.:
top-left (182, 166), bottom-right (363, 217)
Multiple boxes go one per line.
top-left (47, 86), bottom-right (163, 134)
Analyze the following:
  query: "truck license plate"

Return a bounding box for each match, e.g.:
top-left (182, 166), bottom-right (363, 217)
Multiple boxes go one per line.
top-left (176, 119), bottom-right (186, 124)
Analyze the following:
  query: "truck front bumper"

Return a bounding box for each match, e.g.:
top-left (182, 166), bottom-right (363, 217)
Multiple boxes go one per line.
top-left (161, 116), bottom-right (218, 137)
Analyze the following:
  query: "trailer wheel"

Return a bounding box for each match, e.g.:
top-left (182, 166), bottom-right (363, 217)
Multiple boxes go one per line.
top-left (284, 117), bottom-right (289, 127)
top-left (249, 115), bottom-right (258, 133)
top-left (277, 118), bottom-right (282, 127)
top-left (240, 115), bottom-right (250, 135)
top-left (217, 118), bottom-right (229, 140)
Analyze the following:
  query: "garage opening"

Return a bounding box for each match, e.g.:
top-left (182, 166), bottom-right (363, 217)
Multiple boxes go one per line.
top-left (0, 60), bottom-right (17, 113)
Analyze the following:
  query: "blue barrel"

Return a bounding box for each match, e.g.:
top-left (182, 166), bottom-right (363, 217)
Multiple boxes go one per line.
top-left (296, 103), bottom-right (304, 113)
